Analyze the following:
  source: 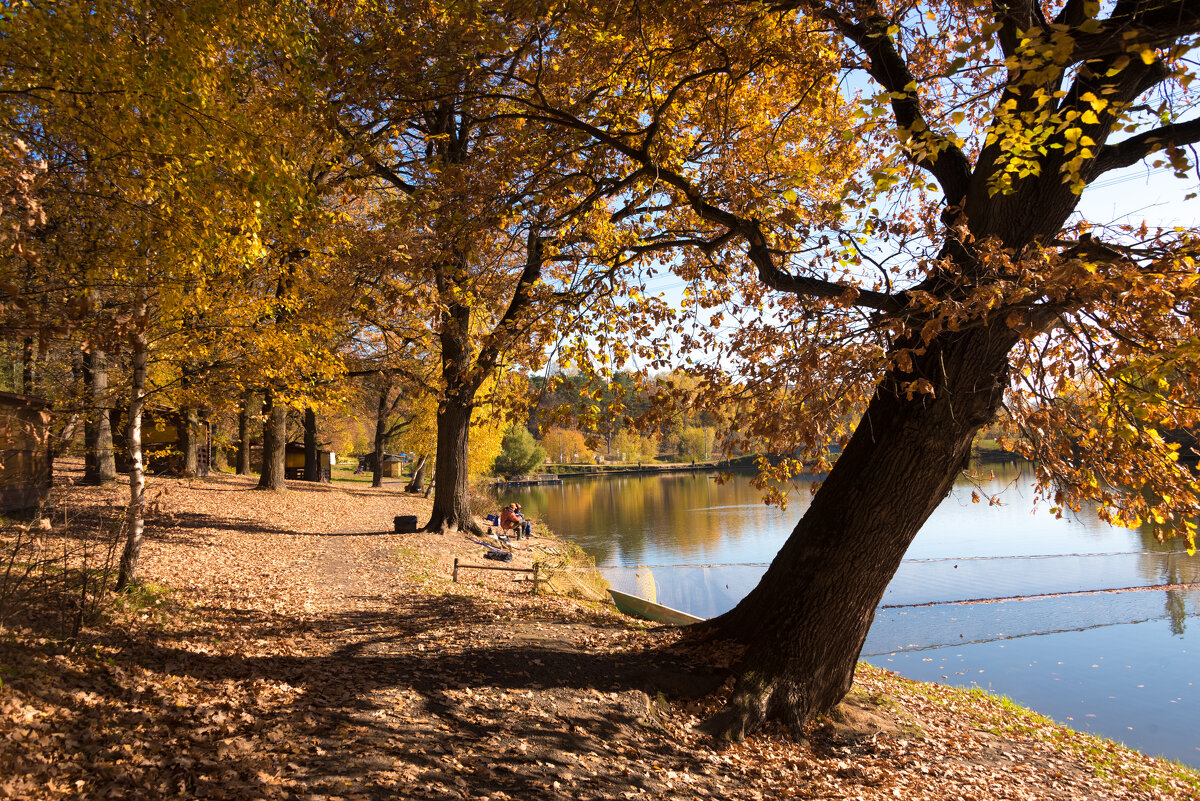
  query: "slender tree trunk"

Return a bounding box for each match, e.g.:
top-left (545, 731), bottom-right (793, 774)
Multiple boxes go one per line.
top-left (405, 454), bottom-right (428, 493)
top-left (116, 304), bottom-right (148, 591)
top-left (372, 381), bottom-right (391, 489)
top-left (181, 407), bottom-right (199, 476)
top-left (20, 335), bottom-right (34, 394)
top-left (209, 421), bottom-right (224, 472)
top-left (257, 390), bottom-right (287, 490)
top-left (303, 407), bottom-right (319, 482)
top-left (82, 348), bottom-right (117, 484)
top-left (706, 323), bottom-right (1017, 740)
top-left (236, 391), bottom-right (252, 475)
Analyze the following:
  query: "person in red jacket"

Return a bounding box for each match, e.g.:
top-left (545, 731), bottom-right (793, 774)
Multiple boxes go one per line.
top-left (499, 503), bottom-right (532, 538)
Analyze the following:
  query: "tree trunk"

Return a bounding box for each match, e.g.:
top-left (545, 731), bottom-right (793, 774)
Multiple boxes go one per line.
top-left (209, 421), bottom-right (225, 472)
top-left (303, 407), bottom-right (319, 482)
top-left (236, 391), bottom-right (253, 475)
top-left (372, 381), bottom-right (391, 489)
top-left (257, 390), bottom-right (287, 490)
top-left (20, 335), bottom-right (35, 393)
top-left (82, 348), bottom-right (117, 484)
top-left (426, 300), bottom-right (482, 535)
top-left (705, 323), bottom-right (1016, 740)
top-left (426, 393), bottom-right (477, 533)
top-left (181, 407), bottom-right (199, 476)
top-left (116, 305), bottom-right (148, 591)
top-left (405, 454), bottom-right (428, 493)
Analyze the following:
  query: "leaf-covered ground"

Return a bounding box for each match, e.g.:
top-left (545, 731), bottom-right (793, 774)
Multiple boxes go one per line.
top-left (2, 465), bottom-right (1197, 800)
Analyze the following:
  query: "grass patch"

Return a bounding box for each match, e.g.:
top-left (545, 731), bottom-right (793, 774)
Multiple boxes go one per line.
top-left (111, 579), bottom-right (176, 626)
top-left (897, 672), bottom-right (1200, 795)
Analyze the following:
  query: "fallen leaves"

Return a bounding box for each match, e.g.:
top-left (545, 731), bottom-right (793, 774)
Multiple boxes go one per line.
top-left (1, 462), bottom-right (1197, 799)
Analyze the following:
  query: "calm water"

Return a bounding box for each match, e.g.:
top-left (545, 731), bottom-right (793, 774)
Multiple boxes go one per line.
top-left (498, 461), bottom-right (1200, 767)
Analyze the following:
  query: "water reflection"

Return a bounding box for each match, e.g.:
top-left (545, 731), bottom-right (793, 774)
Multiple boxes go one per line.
top-left (498, 462), bottom-right (1200, 766)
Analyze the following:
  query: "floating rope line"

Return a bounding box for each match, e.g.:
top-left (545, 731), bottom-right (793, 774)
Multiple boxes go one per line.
top-left (598, 549), bottom-right (1196, 571)
top-left (879, 581), bottom-right (1200, 609)
top-left (861, 612), bottom-right (1180, 658)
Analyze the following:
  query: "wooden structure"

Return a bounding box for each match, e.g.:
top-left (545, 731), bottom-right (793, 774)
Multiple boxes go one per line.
top-left (492, 473), bottom-right (563, 487)
top-left (357, 452), bottom-right (403, 477)
top-left (284, 443), bottom-right (331, 482)
top-left (114, 405), bottom-right (212, 476)
top-left (0, 392), bottom-right (52, 511)
top-left (452, 557), bottom-right (540, 594)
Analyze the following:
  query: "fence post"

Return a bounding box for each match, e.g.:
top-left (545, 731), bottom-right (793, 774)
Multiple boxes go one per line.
top-left (531, 562), bottom-right (539, 596)
top-left (453, 557), bottom-right (458, 583)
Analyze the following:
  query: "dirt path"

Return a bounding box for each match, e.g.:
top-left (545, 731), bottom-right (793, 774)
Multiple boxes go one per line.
top-left (3, 468), bottom-right (1198, 800)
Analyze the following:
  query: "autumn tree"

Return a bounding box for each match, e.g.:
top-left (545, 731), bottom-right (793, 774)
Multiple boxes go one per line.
top-left (518, 0), bottom-right (1200, 738)
top-left (1, 0), bottom-right (335, 584)
top-left (320, 1), bottom-right (655, 533)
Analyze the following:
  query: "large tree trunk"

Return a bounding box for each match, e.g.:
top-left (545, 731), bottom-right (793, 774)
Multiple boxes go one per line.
top-left (257, 390), bottom-right (287, 490)
top-left (426, 302), bottom-right (482, 534)
top-left (303, 407), bottom-right (320, 482)
top-left (236, 391), bottom-right (253, 475)
top-left (82, 348), bottom-right (117, 484)
top-left (427, 394), bottom-right (477, 533)
top-left (706, 323), bottom-right (1016, 740)
top-left (116, 306), bottom-right (148, 591)
top-left (405, 453), bottom-right (428, 493)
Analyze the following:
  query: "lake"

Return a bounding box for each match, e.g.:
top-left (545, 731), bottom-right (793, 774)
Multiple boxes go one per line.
top-left (497, 461), bottom-right (1200, 767)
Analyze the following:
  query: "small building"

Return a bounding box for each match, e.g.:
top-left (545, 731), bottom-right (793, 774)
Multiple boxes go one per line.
top-left (357, 452), bottom-right (403, 476)
top-left (381, 453), bottom-right (404, 477)
top-left (0, 391), bottom-right (53, 511)
top-left (284, 443), bottom-right (331, 482)
top-left (114, 405), bottom-right (211, 476)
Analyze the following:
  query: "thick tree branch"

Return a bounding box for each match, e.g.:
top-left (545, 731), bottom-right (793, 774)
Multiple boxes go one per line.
top-left (470, 230), bottom-right (546, 390)
top-left (1093, 117), bottom-right (1200, 175)
top-left (792, 5), bottom-right (974, 205)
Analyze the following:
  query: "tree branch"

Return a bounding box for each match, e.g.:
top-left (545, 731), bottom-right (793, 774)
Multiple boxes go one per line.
top-left (800, 5), bottom-right (974, 205)
top-left (1093, 117), bottom-right (1200, 175)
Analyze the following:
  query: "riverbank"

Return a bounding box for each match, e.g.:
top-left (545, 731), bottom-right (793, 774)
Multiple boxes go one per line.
top-left (2, 466), bottom-right (1197, 799)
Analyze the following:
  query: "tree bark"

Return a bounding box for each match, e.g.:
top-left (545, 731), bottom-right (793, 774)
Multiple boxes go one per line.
top-left (236, 391), bottom-right (253, 475)
top-left (371, 379), bottom-right (392, 489)
top-left (181, 407), bottom-right (199, 476)
top-left (426, 393), bottom-right (477, 533)
top-left (116, 302), bottom-right (148, 591)
top-left (257, 390), bottom-right (287, 490)
top-left (405, 454), bottom-right (428, 493)
top-left (705, 323), bottom-right (1017, 740)
top-left (425, 302), bottom-right (481, 535)
top-left (82, 348), bottom-right (117, 484)
top-left (303, 407), bottom-right (319, 482)
top-left (20, 335), bottom-right (35, 394)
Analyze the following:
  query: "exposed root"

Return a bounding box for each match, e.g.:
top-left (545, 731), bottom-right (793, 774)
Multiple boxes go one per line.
top-left (700, 648), bottom-right (834, 744)
top-left (422, 516), bottom-right (485, 537)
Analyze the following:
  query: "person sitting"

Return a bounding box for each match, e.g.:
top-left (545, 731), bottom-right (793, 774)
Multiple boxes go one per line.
top-left (500, 503), bottom-right (521, 533)
top-left (499, 503), bottom-right (533, 538)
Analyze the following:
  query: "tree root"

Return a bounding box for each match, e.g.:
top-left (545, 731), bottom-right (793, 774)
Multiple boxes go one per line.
top-left (699, 651), bottom-right (829, 744)
top-left (422, 517), bottom-right (485, 537)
